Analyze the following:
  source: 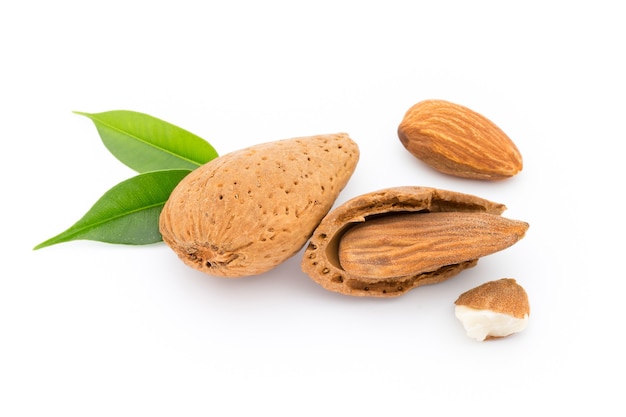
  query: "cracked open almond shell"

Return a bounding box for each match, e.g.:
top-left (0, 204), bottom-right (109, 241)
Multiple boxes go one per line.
top-left (301, 186), bottom-right (528, 297)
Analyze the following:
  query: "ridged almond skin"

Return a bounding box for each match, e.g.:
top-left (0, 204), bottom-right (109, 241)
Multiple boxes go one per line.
top-left (160, 133), bottom-right (359, 277)
top-left (338, 212), bottom-right (529, 279)
top-left (301, 186), bottom-right (528, 297)
top-left (398, 99), bottom-right (523, 180)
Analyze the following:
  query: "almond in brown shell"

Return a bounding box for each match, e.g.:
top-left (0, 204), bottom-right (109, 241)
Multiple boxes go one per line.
top-left (301, 187), bottom-right (528, 297)
top-left (160, 133), bottom-right (359, 277)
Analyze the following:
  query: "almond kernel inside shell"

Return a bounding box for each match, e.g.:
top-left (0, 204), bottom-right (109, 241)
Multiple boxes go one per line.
top-left (301, 186), bottom-right (528, 297)
top-left (337, 212), bottom-right (528, 279)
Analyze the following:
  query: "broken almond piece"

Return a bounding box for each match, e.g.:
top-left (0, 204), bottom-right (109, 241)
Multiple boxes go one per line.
top-left (454, 278), bottom-right (530, 341)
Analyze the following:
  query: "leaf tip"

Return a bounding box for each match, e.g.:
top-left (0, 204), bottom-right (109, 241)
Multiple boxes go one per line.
top-left (32, 241), bottom-right (50, 251)
top-left (33, 233), bottom-right (65, 250)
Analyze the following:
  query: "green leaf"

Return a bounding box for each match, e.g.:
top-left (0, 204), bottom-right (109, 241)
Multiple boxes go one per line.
top-left (75, 110), bottom-right (218, 172)
top-left (33, 170), bottom-right (191, 250)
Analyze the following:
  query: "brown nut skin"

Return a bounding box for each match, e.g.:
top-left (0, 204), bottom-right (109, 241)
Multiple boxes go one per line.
top-left (160, 133), bottom-right (359, 278)
top-left (398, 99), bottom-right (523, 180)
top-left (455, 278), bottom-right (530, 319)
top-left (301, 186), bottom-right (525, 297)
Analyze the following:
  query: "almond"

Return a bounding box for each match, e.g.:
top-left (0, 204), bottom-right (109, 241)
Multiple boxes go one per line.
top-left (455, 278), bottom-right (530, 341)
top-left (301, 186), bottom-right (528, 297)
top-left (397, 99), bottom-right (523, 180)
top-left (159, 133), bottom-right (359, 277)
top-left (338, 212), bottom-right (528, 279)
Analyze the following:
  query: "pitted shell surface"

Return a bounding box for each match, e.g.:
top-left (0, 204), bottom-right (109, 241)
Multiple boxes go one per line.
top-left (160, 133), bottom-right (359, 277)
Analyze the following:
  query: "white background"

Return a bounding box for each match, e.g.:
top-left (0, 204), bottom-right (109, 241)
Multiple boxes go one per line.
top-left (2, 1), bottom-right (624, 416)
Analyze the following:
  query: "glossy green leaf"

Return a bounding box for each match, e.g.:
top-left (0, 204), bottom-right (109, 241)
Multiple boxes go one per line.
top-left (33, 170), bottom-right (191, 250)
top-left (75, 110), bottom-right (218, 172)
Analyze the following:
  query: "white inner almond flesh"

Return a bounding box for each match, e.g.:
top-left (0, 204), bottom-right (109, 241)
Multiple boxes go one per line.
top-left (454, 305), bottom-right (529, 342)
